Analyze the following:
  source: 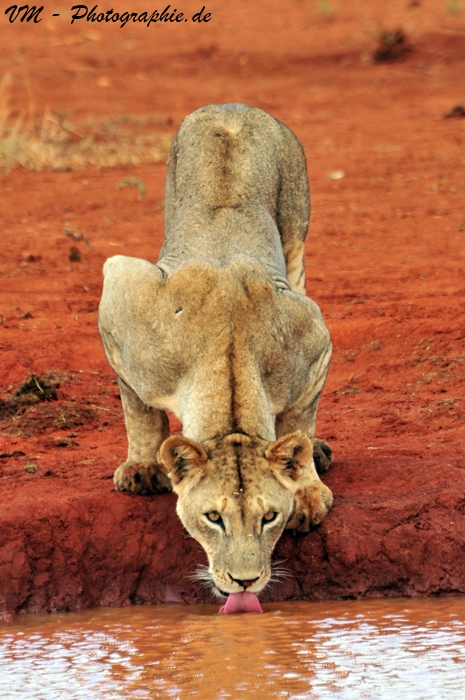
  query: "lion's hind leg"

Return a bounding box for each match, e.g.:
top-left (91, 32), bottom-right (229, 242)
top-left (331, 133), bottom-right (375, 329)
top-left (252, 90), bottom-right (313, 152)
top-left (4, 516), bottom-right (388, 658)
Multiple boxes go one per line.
top-left (276, 125), bottom-right (310, 295)
top-left (114, 379), bottom-right (171, 494)
top-left (282, 239), bottom-right (306, 296)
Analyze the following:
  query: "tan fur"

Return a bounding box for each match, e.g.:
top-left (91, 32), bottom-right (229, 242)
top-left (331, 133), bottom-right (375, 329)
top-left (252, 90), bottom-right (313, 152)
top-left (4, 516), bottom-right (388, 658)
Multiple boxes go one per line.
top-left (98, 104), bottom-right (333, 595)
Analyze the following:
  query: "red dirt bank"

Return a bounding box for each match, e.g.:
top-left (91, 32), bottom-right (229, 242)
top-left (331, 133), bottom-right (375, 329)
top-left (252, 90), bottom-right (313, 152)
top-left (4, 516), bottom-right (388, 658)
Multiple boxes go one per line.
top-left (1, 1), bottom-right (465, 621)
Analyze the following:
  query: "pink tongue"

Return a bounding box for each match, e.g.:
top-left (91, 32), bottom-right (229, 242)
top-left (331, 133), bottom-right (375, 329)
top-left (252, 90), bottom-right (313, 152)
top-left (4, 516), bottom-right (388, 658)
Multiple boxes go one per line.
top-left (219, 592), bottom-right (263, 614)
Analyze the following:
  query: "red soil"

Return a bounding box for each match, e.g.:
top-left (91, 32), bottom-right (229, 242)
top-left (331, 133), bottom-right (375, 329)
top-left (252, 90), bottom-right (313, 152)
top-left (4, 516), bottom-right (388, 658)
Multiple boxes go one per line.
top-left (1, 1), bottom-right (465, 622)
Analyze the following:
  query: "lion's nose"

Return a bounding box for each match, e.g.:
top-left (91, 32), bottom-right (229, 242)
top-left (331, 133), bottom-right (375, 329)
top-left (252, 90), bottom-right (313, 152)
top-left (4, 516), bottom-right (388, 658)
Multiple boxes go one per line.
top-left (229, 575), bottom-right (260, 589)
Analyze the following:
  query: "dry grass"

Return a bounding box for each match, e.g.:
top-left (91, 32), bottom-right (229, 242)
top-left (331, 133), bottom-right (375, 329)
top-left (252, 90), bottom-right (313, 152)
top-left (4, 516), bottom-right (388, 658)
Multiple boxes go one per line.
top-left (372, 29), bottom-right (412, 64)
top-left (315, 0), bottom-right (335, 20)
top-left (0, 75), bottom-right (172, 171)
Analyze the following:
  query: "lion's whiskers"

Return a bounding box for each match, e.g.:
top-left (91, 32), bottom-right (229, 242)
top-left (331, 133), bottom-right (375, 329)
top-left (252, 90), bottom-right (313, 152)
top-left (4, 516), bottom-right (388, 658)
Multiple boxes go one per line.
top-left (187, 566), bottom-right (228, 601)
top-left (268, 559), bottom-right (294, 585)
top-left (188, 564), bottom-right (212, 584)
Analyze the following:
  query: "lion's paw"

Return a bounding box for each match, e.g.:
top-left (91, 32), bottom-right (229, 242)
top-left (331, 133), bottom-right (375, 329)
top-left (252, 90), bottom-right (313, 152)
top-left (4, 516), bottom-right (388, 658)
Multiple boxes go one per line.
top-left (313, 438), bottom-right (333, 474)
top-left (113, 462), bottom-right (172, 495)
top-left (286, 481), bottom-right (333, 532)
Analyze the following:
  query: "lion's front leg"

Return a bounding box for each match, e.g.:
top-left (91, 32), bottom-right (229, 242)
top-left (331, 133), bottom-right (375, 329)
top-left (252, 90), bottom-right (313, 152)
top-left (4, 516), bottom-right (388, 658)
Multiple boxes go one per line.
top-left (286, 462), bottom-right (333, 532)
top-left (115, 378), bottom-right (172, 494)
top-left (113, 461), bottom-right (171, 494)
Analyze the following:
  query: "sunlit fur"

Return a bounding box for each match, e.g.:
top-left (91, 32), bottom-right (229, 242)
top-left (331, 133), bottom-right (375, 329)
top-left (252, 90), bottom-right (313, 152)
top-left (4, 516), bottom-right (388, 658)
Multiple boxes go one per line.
top-left (98, 105), bottom-right (334, 599)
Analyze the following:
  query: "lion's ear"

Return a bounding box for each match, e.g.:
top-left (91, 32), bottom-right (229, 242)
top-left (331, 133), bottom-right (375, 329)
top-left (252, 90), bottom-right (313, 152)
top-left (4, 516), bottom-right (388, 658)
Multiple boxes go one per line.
top-left (158, 436), bottom-right (208, 486)
top-left (265, 431), bottom-right (312, 482)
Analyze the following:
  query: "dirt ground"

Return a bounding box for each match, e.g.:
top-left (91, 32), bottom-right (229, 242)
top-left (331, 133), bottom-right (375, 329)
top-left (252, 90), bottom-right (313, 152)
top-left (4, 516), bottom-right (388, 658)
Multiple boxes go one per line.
top-left (1, 0), bottom-right (465, 621)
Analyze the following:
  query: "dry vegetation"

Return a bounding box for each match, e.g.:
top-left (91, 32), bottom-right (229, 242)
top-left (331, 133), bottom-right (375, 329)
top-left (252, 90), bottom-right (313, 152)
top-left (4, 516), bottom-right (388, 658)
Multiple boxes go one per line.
top-left (0, 75), bottom-right (172, 172)
top-left (0, 372), bottom-right (110, 439)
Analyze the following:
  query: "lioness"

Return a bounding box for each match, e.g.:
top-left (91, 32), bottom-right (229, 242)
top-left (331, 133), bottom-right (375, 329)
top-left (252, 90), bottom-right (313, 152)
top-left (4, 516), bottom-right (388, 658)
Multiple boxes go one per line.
top-left (98, 104), bottom-right (333, 609)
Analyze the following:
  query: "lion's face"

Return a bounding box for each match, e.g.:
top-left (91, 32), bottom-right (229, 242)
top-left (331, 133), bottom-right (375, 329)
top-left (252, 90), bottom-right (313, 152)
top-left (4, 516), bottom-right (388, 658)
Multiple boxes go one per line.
top-left (159, 432), bottom-right (312, 595)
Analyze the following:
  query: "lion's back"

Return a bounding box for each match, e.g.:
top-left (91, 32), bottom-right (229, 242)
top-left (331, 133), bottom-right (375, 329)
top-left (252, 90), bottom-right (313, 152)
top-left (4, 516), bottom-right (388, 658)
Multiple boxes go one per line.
top-left (166, 103), bottom-right (302, 214)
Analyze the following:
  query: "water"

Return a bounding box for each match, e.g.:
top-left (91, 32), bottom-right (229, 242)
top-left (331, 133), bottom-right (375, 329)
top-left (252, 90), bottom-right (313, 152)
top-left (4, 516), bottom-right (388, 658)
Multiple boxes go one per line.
top-left (1, 598), bottom-right (465, 699)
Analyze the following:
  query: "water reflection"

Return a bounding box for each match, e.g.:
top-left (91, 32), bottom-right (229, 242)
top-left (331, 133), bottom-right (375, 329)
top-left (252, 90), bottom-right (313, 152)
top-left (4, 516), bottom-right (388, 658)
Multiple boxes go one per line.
top-left (1, 597), bottom-right (465, 699)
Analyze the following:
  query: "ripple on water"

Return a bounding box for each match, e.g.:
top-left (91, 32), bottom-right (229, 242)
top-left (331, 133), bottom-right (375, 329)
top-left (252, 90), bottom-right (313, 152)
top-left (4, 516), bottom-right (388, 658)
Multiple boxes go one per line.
top-left (1, 597), bottom-right (465, 699)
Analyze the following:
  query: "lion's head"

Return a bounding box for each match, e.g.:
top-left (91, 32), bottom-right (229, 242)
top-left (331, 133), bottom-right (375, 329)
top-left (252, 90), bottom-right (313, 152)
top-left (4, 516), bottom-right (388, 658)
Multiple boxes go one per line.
top-left (158, 431), bottom-right (313, 596)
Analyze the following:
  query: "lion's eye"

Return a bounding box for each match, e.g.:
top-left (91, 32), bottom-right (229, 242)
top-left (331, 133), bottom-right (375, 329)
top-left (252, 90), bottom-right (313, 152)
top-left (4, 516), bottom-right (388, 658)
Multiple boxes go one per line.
top-left (262, 511), bottom-right (278, 524)
top-left (206, 511), bottom-right (222, 524)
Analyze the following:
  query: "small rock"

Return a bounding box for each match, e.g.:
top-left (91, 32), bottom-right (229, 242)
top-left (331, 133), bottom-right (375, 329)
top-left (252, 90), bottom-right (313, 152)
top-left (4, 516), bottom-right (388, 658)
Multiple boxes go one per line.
top-left (69, 246), bottom-right (82, 262)
top-left (444, 105), bottom-right (465, 119)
